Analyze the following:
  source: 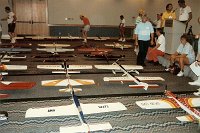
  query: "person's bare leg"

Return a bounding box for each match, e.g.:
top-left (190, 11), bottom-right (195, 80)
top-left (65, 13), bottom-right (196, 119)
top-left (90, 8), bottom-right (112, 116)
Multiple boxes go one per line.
top-left (170, 54), bottom-right (176, 65)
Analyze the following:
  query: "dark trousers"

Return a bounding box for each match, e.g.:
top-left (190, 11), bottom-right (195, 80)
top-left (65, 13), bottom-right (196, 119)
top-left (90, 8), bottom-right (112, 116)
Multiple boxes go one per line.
top-left (137, 40), bottom-right (150, 65)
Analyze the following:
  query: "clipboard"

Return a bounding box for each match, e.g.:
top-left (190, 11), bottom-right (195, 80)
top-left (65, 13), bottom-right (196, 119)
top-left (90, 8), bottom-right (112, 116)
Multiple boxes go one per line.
top-left (190, 61), bottom-right (200, 76)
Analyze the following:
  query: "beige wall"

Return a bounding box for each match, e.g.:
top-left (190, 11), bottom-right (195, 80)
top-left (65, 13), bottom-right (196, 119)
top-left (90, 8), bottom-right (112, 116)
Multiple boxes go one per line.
top-left (0, 0), bottom-right (9, 34)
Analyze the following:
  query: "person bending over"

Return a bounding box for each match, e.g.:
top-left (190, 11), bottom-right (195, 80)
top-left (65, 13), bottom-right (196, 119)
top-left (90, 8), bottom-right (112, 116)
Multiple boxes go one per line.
top-left (119, 15), bottom-right (126, 42)
top-left (1, 6), bottom-right (17, 44)
top-left (167, 34), bottom-right (195, 77)
top-left (80, 15), bottom-right (90, 43)
top-left (147, 28), bottom-right (165, 65)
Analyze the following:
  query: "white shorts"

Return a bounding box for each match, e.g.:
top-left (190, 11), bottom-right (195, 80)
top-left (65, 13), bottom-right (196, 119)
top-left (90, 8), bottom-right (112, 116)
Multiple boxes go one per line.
top-left (83, 25), bottom-right (90, 32)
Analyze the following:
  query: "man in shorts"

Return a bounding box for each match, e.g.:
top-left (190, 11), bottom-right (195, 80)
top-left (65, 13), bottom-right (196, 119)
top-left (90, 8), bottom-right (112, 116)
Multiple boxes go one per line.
top-left (1, 6), bottom-right (17, 43)
top-left (80, 15), bottom-right (90, 43)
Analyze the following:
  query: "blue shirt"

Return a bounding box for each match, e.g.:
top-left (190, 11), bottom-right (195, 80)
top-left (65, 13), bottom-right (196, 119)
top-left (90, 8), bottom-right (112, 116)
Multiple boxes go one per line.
top-left (177, 42), bottom-right (195, 63)
top-left (135, 21), bottom-right (154, 41)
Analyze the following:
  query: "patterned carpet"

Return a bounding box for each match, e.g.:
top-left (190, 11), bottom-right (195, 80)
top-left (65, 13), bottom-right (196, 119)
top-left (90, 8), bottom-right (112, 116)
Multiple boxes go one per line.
top-left (0, 95), bottom-right (199, 133)
top-left (1, 39), bottom-right (200, 133)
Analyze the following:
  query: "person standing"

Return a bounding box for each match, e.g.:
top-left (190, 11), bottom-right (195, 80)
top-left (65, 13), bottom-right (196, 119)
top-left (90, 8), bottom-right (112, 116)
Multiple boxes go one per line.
top-left (178, 0), bottom-right (192, 32)
top-left (135, 15), bottom-right (154, 66)
top-left (80, 15), bottom-right (90, 43)
top-left (0, 22), bottom-right (2, 44)
top-left (147, 28), bottom-right (165, 65)
top-left (119, 15), bottom-right (126, 42)
top-left (1, 6), bottom-right (17, 44)
top-left (161, 3), bottom-right (176, 28)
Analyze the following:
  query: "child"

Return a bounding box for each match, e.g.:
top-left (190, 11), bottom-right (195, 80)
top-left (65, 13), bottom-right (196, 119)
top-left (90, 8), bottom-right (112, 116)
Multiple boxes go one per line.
top-left (166, 34), bottom-right (195, 77)
top-left (147, 28), bottom-right (165, 65)
top-left (119, 15), bottom-right (125, 42)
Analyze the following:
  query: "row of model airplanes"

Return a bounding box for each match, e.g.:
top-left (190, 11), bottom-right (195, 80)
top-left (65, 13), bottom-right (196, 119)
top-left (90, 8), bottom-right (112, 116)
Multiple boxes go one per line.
top-left (1, 59), bottom-right (200, 132)
top-left (0, 42), bottom-right (132, 63)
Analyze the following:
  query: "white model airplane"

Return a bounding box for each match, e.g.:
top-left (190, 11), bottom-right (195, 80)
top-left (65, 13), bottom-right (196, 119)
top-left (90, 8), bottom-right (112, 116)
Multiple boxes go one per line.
top-left (37, 48), bottom-right (74, 53)
top-left (105, 43), bottom-right (132, 50)
top-left (136, 90), bottom-right (200, 124)
top-left (37, 64), bottom-right (92, 74)
top-left (95, 64), bottom-right (143, 75)
top-left (37, 44), bottom-right (71, 47)
top-left (26, 63), bottom-right (127, 133)
top-left (100, 62), bottom-right (164, 90)
top-left (0, 64), bottom-right (27, 71)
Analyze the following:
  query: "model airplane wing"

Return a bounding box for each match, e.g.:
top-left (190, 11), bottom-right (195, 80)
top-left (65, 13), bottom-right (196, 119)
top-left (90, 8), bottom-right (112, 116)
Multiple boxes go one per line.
top-left (0, 94), bottom-right (10, 99)
top-left (176, 115), bottom-right (195, 122)
top-left (38, 44), bottom-right (70, 47)
top-left (95, 65), bottom-right (143, 70)
top-left (37, 65), bottom-right (92, 70)
top-left (42, 79), bottom-right (95, 86)
top-left (25, 102), bottom-right (126, 118)
top-left (0, 65), bottom-right (27, 70)
top-left (0, 81), bottom-right (36, 90)
top-left (3, 55), bottom-right (26, 59)
top-left (103, 76), bottom-right (134, 82)
top-left (60, 123), bottom-right (112, 133)
top-left (37, 48), bottom-right (74, 52)
top-left (135, 76), bottom-right (165, 81)
top-left (136, 97), bottom-right (200, 109)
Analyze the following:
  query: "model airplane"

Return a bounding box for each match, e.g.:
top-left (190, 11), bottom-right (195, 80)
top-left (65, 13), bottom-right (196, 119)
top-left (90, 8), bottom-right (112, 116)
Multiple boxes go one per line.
top-left (101, 62), bottom-right (164, 90)
top-left (38, 44), bottom-right (70, 47)
top-left (26, 64), bottom-right (127, 132)
top-left (0, 48), bottom-right (32, 52)
top-left (105, 43), bottom-right (132, 50)
top-left (0, 64), bottom-right (27, 71)
top-left (37, 48), bottom-right (74, 53)
top-left (136, 90), bottom-right (200, 124)
top-left (37, 64), bottom-right (92, 74)
top-left (95, 64), bottom-right (143, 75)
top-left (77, 47), bottom-right (113, 54)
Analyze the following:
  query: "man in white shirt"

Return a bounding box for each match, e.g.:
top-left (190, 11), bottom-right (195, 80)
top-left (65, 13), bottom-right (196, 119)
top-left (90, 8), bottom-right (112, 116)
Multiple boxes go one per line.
top-left (178, 0), bottom-right (192, 32)
top-left (1, 6), bottom-right (17, 44)
top-left (119, 15), bottom-right (126, 42)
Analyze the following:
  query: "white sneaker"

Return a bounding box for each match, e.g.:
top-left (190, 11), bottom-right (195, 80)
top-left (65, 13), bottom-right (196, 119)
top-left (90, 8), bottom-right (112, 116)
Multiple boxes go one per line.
top-left (122, 39), bottom-right (126, 42)
top-left (165, 68), bottom-right (170, 71)
top-left (11, 38), bottom-right (16, 43)
top-left (193, 92), bottom-right (200, 96)
top-left (118, 38), bottom-right (122, 41)
top-left (177, 71), bottom-right (184, 77)
top-left (82, 39), bottom-right (87, 43)
top-left (188, 81), bottom-right (200, 86)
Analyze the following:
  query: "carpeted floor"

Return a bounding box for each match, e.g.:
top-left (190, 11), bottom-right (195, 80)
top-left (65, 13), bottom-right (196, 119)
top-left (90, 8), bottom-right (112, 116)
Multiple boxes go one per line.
top-left (0, 95), bottom-right (199, 133)
top-left (0, 39), bottom-right (199, 133)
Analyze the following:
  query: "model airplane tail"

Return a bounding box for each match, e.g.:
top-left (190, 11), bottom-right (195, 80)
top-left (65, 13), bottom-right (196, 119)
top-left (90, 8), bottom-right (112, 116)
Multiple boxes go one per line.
top-left (60, 122), bottom-right (112, 133)
top-left (176, 115), bottom-right (195, 122)
top-left (0, 94), bottom-right (10, 99)
top-left (129, 83), bottom-right (159, 90)
top-left (59, 88), bottom-right (82, 93)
